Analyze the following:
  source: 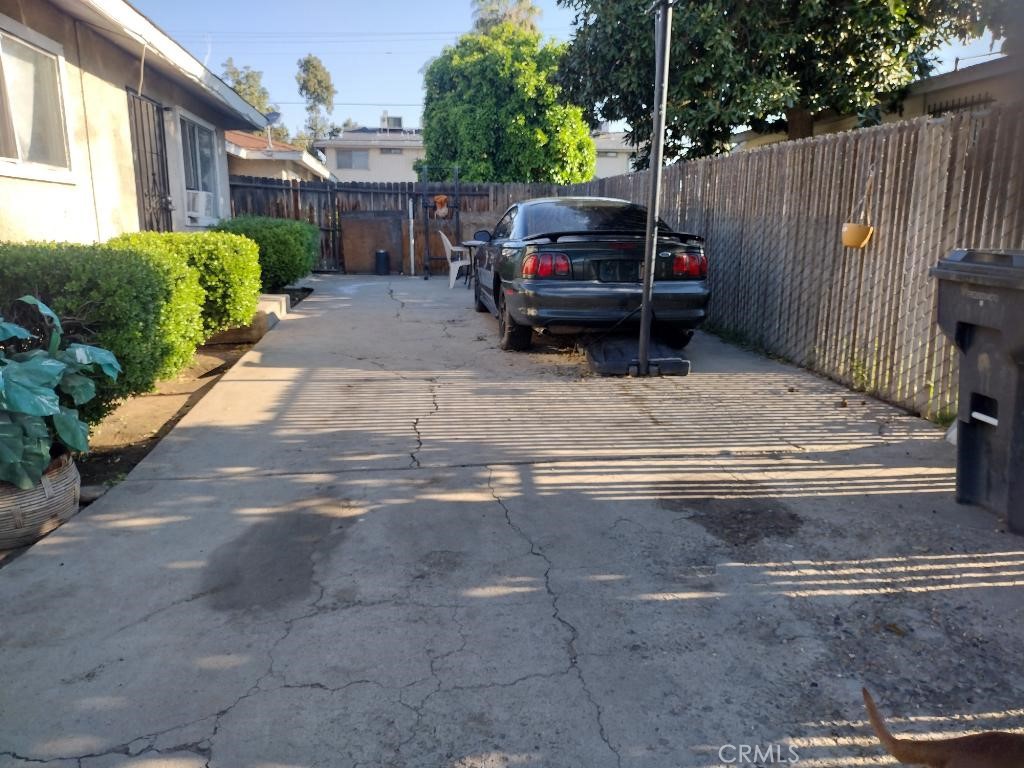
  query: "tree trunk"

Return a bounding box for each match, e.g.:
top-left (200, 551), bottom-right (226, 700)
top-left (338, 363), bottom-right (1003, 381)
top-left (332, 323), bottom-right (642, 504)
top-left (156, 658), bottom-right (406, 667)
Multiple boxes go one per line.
top-left (786, 107), bottom-right (813, 140)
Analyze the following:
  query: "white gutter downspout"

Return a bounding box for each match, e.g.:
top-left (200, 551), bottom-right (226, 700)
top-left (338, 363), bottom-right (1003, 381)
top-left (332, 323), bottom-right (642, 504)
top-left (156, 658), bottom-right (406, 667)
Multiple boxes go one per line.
top-left (137, 41), bottom-right (147, 95)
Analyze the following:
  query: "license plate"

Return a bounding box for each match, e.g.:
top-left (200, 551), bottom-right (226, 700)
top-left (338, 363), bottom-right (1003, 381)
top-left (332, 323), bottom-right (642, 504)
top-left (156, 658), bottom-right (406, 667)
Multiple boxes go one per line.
top-left (597, 260), bottom-right (642, 282)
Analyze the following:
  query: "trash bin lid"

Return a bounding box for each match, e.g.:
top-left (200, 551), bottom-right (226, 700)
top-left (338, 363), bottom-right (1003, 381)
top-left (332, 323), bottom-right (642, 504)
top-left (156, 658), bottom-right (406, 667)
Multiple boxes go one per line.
top-left (930, 249), bottom-right (1024, 290)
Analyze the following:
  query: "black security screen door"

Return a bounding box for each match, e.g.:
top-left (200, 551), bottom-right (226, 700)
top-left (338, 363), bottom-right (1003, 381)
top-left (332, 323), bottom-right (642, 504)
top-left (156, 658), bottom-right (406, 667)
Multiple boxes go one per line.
top-left (127, 90), bottom-right (172, 232)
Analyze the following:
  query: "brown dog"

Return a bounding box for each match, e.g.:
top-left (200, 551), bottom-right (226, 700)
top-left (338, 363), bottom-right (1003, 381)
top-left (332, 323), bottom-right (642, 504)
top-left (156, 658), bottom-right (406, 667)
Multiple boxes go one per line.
top-left (863, 688), bottom-right (1024, 767)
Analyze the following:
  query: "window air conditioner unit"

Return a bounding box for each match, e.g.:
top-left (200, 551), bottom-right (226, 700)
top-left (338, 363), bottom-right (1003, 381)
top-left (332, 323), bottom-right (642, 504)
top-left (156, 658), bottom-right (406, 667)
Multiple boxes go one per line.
top-left (185, 190), bottom-right (215, 221)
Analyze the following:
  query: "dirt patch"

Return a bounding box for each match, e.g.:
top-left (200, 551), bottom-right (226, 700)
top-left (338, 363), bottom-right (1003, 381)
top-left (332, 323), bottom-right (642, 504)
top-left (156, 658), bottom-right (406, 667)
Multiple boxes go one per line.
top-left (662, 496), bottom-right (803, 547)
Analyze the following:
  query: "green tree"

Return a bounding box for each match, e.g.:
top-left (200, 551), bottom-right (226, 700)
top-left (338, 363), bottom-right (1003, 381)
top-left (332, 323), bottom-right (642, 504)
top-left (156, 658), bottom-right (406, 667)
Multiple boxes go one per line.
top-left (472, 0), bottom-right (541, 33)
top-left (421, 22), bottom-right (595, 183)
top-left (296, 54), bottom-right (337, 141)
top-left (558, 0), bottom-right (1017, 162)
top-left (221, 58), bottom-right (289, 142)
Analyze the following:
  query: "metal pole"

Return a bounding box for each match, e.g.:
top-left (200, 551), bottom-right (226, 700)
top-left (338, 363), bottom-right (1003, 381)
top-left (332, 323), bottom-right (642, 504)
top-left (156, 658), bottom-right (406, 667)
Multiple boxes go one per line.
top-left (637, 0), bottom-right (675, 375)
top-left (408, 196), bottom-right (416, 276)
top-left (421, 167), bottom-right (431, 279)
top-left (453, 165), bottom-right (461, 241)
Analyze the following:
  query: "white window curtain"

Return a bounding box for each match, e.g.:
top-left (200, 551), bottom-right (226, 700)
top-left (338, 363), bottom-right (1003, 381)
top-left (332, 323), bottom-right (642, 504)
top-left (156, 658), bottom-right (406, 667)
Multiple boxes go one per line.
top-left (0, 32), bottom-right (68, 168)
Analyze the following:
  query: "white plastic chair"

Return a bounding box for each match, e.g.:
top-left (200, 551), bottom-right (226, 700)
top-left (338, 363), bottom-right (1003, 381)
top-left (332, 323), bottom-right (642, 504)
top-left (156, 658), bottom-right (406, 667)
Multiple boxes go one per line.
top-left (439, 232), bottom-right (471, 289)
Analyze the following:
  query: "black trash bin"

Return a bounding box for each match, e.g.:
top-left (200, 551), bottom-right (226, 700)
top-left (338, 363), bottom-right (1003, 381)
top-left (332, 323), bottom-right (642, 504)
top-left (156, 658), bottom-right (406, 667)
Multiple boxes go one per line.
top-left (374, 249), bottom-right (390, 276)
top-left (931, 249), bottom-right (1024, 533)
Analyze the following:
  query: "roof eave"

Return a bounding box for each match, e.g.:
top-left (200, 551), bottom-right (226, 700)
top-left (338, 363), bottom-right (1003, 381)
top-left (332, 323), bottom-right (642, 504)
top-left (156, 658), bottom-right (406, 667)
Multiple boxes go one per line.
top-left (50, 0), bottom-right (267, 130)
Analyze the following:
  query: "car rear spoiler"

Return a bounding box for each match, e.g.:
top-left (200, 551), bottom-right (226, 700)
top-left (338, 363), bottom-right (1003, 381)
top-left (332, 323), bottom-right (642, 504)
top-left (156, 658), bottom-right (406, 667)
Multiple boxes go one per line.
top-left (522, 230), bottom-right (705, 245)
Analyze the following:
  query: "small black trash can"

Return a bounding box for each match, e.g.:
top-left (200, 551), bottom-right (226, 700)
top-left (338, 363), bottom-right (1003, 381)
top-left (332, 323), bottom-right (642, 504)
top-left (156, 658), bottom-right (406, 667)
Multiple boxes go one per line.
top-left (931, 249), bottom-right (1024, 533)
top-left (374, 249), bottom-right (390, 276)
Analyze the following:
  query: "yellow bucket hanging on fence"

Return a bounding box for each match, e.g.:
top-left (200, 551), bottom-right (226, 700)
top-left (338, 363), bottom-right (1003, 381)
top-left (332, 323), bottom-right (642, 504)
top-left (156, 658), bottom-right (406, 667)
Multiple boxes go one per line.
top-left (843, 163), bottom-right (876, 248)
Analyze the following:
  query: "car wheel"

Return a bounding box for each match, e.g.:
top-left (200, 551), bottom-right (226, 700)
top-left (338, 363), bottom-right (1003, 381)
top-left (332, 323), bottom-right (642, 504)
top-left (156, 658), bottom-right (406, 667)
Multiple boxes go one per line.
top-left (497, 286), bottom-right (532, 351)
top-left (656, 327), bottom-right (694, 349)
top-left (473, 270), bottom-right (488, 313)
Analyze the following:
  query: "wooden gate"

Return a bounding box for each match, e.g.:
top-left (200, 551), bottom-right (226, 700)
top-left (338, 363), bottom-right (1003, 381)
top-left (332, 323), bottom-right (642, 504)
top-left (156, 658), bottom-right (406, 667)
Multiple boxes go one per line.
top-left (126, 91), bottom-right (172, 232)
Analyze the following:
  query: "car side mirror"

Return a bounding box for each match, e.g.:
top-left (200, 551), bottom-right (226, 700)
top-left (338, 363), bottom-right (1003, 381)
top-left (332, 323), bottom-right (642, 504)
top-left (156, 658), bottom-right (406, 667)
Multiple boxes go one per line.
top-left (473, 230), bottom-right (492, 243)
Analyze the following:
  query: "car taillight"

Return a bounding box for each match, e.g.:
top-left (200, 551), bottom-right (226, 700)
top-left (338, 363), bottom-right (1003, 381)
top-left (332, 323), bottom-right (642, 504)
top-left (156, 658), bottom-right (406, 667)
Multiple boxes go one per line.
top-left (672, 251), bottom-right (708, 278)
top-left (522, 254), bottom-right (539, 277)
top-left (526, 252), bottom-right (570, 278)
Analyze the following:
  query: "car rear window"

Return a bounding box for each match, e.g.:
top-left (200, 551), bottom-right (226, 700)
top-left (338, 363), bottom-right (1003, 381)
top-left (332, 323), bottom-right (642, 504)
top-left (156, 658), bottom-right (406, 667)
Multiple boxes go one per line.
top-left (519, 201), bottom-right (661, 236)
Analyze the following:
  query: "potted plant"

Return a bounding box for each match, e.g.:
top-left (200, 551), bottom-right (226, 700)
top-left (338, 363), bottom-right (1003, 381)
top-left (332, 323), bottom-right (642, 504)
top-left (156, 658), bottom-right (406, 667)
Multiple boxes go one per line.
top-left (0, 296), bottom-right (121, 548)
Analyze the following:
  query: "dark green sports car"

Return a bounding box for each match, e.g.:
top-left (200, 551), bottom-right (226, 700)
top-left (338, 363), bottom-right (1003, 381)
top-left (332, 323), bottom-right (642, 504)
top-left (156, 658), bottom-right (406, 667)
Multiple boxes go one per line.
top-left (472, 197), bottom-right (710, 350)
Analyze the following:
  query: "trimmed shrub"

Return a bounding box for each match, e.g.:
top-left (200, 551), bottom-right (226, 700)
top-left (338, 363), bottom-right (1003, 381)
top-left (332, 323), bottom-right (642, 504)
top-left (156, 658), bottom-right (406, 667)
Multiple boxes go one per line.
top-left (0, 241), bottom-right (205, 422)
top-left (108, 231), bottom-right (261, 337)
top-left (213, 216), bottom-right (317, 292)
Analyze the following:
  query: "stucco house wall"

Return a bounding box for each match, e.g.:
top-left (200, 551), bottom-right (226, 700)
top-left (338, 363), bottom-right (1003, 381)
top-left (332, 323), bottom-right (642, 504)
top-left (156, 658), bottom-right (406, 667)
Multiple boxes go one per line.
top-left (0, 0), bottom-right (260, 243)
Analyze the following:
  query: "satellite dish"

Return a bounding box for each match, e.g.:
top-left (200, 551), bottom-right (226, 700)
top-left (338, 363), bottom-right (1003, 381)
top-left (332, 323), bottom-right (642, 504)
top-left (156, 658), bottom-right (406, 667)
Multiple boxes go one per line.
top-left (265, 111), bottom-right (281, 125)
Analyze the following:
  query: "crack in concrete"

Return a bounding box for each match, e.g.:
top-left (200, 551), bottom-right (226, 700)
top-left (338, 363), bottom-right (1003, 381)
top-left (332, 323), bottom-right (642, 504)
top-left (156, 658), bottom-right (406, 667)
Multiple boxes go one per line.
top-left (108, 587), bottom-right (224, 637)
top-left (485, 467), bottom-right (622, 767)
top-left (409, 383), bottom-right (439, 468)
top-left (118, 447), bottom-right (822, 484)
top-left (0, 728), bottom-right (213, 766)
top-left (385, 284), bottom-right (406, 320)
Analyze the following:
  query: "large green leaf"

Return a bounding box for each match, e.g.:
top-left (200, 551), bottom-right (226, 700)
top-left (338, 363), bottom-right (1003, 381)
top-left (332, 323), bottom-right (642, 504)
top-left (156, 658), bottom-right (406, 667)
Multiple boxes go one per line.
top-left (63, 344), bottom-right (122, 381)
top-left (0, 426), bottom-right (49, 490)
top-left (0, 357), bottom-right (65, 416)
top-left (17, 295), bottom-right (62, 333)
top-left (59, 372), bottom-right (96, 406)
top-left (0, 461), bottom-right (35, 490)
top-left (53, 407), bottom-right (89, 452)
top-left (0, 320), bottom-right (33, 343)
top-left (0, 422), bottom-right (24, 464)
top-left (11, 412), bottom-right (49, 440)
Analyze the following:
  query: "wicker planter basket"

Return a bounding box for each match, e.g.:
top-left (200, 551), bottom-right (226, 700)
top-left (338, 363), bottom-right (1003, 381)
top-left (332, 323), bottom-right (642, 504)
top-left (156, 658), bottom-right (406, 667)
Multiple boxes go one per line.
top-left (0, 454), bottom-right (81, 549)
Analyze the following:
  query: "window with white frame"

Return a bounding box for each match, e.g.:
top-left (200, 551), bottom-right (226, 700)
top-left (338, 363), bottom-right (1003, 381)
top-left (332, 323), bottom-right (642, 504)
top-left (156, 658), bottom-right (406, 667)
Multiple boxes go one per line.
top-left (180, 116), bottom-right (217, 223)
top-left (0, 20), bottom-right (70, 172)
top-left (337, 149), bottom-right (369, 169)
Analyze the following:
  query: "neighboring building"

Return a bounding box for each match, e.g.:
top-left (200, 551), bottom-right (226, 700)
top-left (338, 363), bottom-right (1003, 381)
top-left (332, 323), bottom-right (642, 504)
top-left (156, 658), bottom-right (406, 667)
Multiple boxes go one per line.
top-left (316, 114), bottom-right (425, 183)
top-left (732, 55), bottom-right (1022, 151)
top-left (0, 0), bottom-right (267, 243)
top-left (592, 130), bottom-right (635, 177)
top-left (315, 114), bottom-right (635, 183)
top-left (225, 131), bottom-right (335, 182)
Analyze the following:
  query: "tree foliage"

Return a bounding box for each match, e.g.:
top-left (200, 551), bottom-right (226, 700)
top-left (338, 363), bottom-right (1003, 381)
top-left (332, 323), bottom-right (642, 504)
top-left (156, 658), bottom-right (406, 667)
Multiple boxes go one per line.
top-left (296, 54), bottom-right (337, 141)
top-left (221, 58), bottom-right (288, 142)
top-left (421, 23), bottom-right (595, 183)
top-left (472, 0), bottom-right (541, 33)
top-left (558, 0), bottom-right (1016, 162)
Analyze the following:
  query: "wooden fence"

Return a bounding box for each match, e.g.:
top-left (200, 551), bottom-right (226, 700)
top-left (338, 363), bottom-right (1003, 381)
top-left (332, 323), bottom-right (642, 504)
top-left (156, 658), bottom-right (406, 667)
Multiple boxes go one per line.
top-left (229, 104), bottom-right (1022, 417)
top-left (228, 177), bottom-right (565, 271)
top-left (565, 105), bottom-right (1023, 418)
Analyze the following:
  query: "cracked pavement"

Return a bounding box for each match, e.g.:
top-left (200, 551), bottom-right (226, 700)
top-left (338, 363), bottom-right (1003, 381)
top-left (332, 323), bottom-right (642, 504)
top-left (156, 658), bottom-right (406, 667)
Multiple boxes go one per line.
top-left (2, 275), bottom-right (1022, 768)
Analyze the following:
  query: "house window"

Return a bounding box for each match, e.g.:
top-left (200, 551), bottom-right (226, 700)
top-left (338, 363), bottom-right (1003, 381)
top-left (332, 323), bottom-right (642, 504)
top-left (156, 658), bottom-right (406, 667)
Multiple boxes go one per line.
top-left (0, 25), bottom-right (70, 170)
top-left (179, 116), bottom-right (218, 223)
top-left (337, 149), bottom-right (369, 169)
top-left (180, 117), bottom-right (216, 193)
top-left (380, 147), bottom-right (403, 155)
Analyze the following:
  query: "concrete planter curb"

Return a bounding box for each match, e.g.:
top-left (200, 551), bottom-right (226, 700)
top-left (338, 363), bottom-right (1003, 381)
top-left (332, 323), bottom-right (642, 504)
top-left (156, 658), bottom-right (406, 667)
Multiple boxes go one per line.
top-left (207, 294), bottom-right (291, 345)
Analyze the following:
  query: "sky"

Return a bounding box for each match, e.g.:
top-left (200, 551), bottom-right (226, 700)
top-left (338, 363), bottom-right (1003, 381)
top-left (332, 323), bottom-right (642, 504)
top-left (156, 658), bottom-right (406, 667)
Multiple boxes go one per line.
top-left (132, 0), bottom-right (578, 135)
top-left (130, 0), bottom-right (1003, 138)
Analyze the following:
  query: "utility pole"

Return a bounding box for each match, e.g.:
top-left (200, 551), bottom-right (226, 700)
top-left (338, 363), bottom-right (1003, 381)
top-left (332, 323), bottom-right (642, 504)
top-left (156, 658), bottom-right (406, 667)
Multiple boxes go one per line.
top-left (637, 0), bottom-right (676, 375)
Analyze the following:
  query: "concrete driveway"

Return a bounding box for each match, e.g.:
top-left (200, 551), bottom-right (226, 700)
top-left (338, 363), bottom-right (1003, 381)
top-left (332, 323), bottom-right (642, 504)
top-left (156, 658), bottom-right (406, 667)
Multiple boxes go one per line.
top-left (2, 275), bottom-right (1021, 768)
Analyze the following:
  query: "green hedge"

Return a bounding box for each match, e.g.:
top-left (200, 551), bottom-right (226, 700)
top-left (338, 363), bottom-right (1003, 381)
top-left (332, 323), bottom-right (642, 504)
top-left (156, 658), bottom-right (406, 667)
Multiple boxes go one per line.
top-left (108, 231), bottom-right (261, 338)
top-left (213, 216), bottom-right (317, 292)
top-left (0, 241), bottom-right (204, 422)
